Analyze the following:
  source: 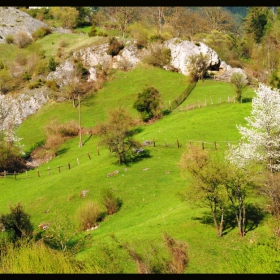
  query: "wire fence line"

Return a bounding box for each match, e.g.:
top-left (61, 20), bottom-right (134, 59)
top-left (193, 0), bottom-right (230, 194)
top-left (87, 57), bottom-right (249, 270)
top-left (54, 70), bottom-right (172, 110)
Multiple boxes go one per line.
top-left (0, 139), bottom-right (240, 180)
top-left (178, 96), bottom-right (236, 111)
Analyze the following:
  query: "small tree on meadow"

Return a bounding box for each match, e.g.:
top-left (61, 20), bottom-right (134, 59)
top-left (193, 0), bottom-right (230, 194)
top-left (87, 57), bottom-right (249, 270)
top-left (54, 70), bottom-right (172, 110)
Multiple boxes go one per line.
top-left (133, 86), bottom-right (163, 122)
top-left (179, 144), bottom-right (228, 237)
top-left (230, 72), bottom-right (248, 103)
top-left (94, 107), bottom-right (142, 165)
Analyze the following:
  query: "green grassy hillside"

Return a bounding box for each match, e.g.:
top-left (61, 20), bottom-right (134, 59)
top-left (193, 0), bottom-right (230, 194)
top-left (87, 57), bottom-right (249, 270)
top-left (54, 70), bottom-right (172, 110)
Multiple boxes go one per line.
top-left (2, 64), bottom-right (275, 273)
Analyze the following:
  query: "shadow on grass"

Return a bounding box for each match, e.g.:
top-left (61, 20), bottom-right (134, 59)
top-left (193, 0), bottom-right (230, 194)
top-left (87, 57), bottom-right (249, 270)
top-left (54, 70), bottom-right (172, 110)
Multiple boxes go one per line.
top-left (83, 133), bottom-right (92, 145)
top-left (242, 97), bottom-right (253, 103)
top-left (191, 203), bottom-right (266, 236)
top-left (111, 149), bottom-right (152, 167)
top-left (56, 147), bottom-right (69, 156)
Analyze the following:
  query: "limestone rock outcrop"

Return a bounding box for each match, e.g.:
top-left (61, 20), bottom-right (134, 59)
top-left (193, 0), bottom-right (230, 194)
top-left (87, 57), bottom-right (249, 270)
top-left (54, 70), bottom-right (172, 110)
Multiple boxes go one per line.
top-left (47, 37), bottom-right (247, 87)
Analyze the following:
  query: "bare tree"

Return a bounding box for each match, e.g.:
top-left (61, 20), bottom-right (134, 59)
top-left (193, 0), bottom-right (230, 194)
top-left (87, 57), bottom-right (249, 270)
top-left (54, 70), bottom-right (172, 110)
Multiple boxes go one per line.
top-left (102, 7), bottom-right (138, 38)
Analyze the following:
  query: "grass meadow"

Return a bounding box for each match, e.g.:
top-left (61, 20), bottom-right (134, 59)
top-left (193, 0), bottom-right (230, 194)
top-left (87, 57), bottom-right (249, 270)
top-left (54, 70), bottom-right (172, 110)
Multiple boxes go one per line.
top-left (1, 33), bottom-right (279, 273)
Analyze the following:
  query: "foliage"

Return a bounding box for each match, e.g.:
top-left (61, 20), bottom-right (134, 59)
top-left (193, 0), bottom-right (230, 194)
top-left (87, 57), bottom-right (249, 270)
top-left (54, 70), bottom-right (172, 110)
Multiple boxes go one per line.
top-left (0, 203), bottom-right (33, 243)
top-left (101, 187), bottom-right (122, 215)
top-left (49, 7), bottom-right (79, 29)
top-left (143, 43), bottom-right (171, 68)
top-left (0, 238), bottom-right (98, 273)
top-left (0, 69), bottom-right (13, 94)
top-left (106, 36), bottom-right (124, 56)
top-left (120, 231), bottom-right (189, 273)
top-left (0, 141), bottom-right (26, 172)
top-left (88, 24), bottom-right (97, 37)
top-left (133, 86), bottom-right (163, 122)
top-left (185, 53), bottom-right (209, 82)
top-left (43, 119), bottom-right (79, 156)
top-left (48, 56), bottom-right (57, 71)
top-left (32, 26), bottom-right (52, 41)
top-left (41, 214), bottom-right (90, 254)
top-left (76, 202), bottom-right (104, 230)
top-left (179, 144), bottom-right (227, 237)
top-left (14, 31), bottom-right (33, 48)
top-left (94, 107), bottom-right (142, 165)
top-left (230, 72), bottom-right (248, 103)
top-left (5, 35), bottom-right (14, 44)
top-left (244, 7), bottom-right (270, 43)
top-left (226, 83), bottom-right (280, 173)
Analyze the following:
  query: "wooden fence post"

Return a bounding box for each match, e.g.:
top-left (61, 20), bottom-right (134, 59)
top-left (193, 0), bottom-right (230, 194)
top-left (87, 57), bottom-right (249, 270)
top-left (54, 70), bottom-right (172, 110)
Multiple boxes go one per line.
top-left (4, 170), bottom-right (6, 178)
top-left (177, 139), bottom-right (180, 148)
top-left (14, 171), bottom-right (16, 180)
top-left (37, 169), bottom-right (40, 177)
top-left (202, 141), bottom-right (204, 150)
top-left (153, 138), bottom-right (155, 147)
top-left (58, 166), bottom-right (61, 173)
top-left (97, 147), bottom-right (100, 156)
top-left (68, 163), bottom-right (71, 169)
top-left (87, 152), bottom-right (91, 160)
top-left (214, 141), bottom-right (217, 150)
top-left (164, 139), bottom-right (167, 147)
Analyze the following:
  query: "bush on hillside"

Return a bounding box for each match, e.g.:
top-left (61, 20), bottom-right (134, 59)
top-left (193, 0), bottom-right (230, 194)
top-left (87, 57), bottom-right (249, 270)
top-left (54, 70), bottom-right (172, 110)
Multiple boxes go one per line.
top-left (5, 35), bottom-right (14, 44)
top-left (32, 26), bottom-right (52, 41)
top-left (0, 69), bottom-right (13, 94)
top-left (107, 37), bottom-right (124, 57)
top-left (143, 43), bottom-right (171, 68)
top-left (0, 203), bottom-right (33, 243)
top-left (49, 56), bottom-right (57, 71)
top-left (133, 86), bottom-right (163, 122)
top-left (88, 24), bottom-right (97, 37)
top-left (14, 31), bottom-right (33, 48)
top-left (76, 202), bottom-right (104, 231)
top-left (101, 188), bottom-right (122, 215)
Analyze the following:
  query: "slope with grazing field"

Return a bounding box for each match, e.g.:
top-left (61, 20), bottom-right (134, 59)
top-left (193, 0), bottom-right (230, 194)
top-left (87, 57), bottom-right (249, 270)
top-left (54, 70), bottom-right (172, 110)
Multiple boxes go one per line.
top-left (2, 65), bottom-right (275, 273)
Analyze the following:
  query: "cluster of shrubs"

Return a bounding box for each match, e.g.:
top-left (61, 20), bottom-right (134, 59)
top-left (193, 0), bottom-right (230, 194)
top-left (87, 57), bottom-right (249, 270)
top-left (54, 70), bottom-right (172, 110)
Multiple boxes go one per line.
top-left (88, 24), bottom-right (108, 37)
top-left (107, 37), bottom-right (124, 56)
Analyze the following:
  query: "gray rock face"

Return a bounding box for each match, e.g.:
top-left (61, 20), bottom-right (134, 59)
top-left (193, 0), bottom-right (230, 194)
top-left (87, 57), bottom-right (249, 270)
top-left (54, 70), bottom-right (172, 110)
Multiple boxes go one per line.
top-left (48, 38), bottom-right (247, 86)
top-left (0, 7), bottom-right (71, 44)
top-left (0, 7), bottom-right (49, 43)
top-left (163, 38), bottom-right (221, 75)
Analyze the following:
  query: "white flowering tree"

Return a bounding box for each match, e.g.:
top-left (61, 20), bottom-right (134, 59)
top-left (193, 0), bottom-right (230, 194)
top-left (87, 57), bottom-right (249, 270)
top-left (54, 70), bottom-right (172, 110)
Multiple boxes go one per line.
top-left (226, 83), bottom-right (280, 173)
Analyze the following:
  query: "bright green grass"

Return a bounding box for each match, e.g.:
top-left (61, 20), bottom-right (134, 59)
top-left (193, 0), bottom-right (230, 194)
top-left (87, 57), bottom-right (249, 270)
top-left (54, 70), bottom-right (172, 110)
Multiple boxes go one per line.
top-left (34, 32), bottom-right (108, 58)
top-left (17, 64), bottom-right (190, 153)
top-left (2, 68), bottom-right (277, 273)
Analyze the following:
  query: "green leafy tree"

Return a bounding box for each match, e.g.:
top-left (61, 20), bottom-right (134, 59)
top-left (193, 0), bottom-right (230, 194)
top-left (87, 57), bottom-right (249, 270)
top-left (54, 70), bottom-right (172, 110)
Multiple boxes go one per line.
top-left (179, 144), bottom-right (228, 237)
top-left (230, 72), bottom-right (248, 103)
top-left (0, 203), bottom-right (33, 243)
top-left (94, 107), bottom-right (142, 165)
top-left (244, 7), bottom-right (270, 43)
top-left (133, 86), bottom-right (163, 122)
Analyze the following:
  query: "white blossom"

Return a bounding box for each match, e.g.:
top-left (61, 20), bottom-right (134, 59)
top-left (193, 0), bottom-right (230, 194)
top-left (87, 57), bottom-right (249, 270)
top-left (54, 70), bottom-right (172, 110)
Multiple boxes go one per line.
top-left (226, 83), bottom-right (280, 172)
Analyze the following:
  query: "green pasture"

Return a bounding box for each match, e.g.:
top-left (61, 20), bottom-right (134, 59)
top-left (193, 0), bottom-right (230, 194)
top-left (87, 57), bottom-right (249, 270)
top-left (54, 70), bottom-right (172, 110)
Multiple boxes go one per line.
top-left (3, 66), bottom-right (278, 273)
